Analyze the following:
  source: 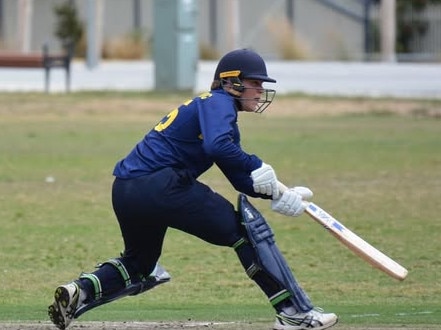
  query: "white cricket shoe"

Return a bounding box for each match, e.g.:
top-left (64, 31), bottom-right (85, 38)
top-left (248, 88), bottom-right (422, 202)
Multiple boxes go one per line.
top-left (150, 263), bottom-right (171, 282)
top-left (273, 308), bottom-right (338, 330)
top-left (48, 282), bottom-right (86, 330)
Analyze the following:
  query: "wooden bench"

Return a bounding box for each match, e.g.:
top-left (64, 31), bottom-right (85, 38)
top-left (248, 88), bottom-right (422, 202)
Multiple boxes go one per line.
top-left (0, 44), bottom-right (72, 92)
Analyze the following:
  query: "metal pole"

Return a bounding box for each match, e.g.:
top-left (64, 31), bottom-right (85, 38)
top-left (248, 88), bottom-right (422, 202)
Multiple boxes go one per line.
top-left (17, 0), bottom-right (33, 52)
top-left (226, 0), bottom-right (240, 50)
top-left (133, 0), bottom-right (141, 30)
top-left (209, 0), bottom-right (217, 48)
top-left (363, 0), bottom-right (372, 60)
top-left (286, 0), bottom-right (294, 26)
top-left (86, 0), bottom-right (103, 69)
top-left (0, 0), bottom-right (3, 40)
top-left (380, 0), bottom-right (396, 62)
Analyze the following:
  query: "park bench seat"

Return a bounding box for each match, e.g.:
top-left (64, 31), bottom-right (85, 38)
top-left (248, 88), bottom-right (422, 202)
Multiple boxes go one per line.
top-left (0, 45), bottom-right (72, 92)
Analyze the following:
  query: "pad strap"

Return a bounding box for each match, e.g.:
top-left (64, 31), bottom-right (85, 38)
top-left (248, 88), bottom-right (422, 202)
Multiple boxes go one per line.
top-left (270, 290), bottom-right (292, 306)
top-left (101, 258), bottom-right (132, 287)
top-left (79, 273), bottom-right (102, 300)
top-left (79, 258), bottom-right (131, 301)
top-left (74, 263), bottom-right (171, 319)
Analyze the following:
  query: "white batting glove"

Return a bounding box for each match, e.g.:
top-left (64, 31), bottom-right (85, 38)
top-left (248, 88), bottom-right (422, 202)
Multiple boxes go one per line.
top-left (250, 162), bottom-right (279, 199)
top-left (271, 186), bottom-right (313, 217)
top-left (292, 186), bottom-right (313, 201)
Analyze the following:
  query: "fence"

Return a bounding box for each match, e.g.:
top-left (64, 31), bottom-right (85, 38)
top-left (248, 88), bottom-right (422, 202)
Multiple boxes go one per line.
top-left (368, 2), bottom-right (441, 62)
top-left (316, 0), bottom-right (441, 62)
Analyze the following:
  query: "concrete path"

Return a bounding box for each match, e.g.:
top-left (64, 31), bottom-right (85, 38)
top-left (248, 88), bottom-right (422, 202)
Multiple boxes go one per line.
top-left (0, 60), bottom-right (440, 99)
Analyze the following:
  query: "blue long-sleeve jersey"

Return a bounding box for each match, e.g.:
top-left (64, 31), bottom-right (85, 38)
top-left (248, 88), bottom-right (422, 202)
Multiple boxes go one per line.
top-left (113, 89), bottom-right (269, 198)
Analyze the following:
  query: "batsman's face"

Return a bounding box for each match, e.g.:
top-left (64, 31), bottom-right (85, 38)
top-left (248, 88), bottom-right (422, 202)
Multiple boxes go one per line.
top-left (240, 79), bottom-right (265, 112)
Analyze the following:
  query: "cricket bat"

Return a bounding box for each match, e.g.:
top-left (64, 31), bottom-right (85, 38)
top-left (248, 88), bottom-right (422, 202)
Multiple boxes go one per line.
top-left (277, 183), bottom-right (408, 281)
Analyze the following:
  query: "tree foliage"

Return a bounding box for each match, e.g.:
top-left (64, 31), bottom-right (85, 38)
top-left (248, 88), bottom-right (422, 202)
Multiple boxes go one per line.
top-left (53, 1), bottom-right (83, 48)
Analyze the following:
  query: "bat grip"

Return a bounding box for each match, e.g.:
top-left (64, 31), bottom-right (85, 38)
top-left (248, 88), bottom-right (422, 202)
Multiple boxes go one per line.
top-left (277, 181), bottom-right (288, 193)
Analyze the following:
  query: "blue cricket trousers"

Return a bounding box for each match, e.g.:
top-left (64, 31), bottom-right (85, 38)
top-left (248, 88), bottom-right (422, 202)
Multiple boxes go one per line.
top-left (112, 167), bottom-right (243, 276)
top-left (81, 167), bottom-right (303, 313)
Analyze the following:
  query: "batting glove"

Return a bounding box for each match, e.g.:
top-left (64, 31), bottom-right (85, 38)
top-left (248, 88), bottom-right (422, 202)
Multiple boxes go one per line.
top-left (271, 186), bottom-right (313, 217)
top-left (250, 162), bottom-right (279, 199)
top-left (292, 186), bottom-right (313, 201)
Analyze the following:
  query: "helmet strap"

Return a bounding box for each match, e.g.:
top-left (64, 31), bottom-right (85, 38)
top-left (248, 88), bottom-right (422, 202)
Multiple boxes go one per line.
top-left (221, 77), bottom-right (243, 97)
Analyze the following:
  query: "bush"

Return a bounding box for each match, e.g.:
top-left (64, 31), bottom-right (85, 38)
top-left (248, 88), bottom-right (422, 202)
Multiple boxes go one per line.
top-left (53, 1), bottom-right (83, 54)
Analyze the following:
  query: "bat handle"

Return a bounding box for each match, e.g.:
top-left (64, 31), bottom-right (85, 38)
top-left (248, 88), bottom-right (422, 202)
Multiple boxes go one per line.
top-left (277, 181), bottom-right (288, 193)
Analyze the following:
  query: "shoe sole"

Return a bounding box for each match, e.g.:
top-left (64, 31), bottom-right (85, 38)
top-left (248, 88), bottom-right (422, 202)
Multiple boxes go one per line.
top-left (273, 317), bottom-right (338, 330)
top-left (318, 318), bottom-right (338, 330)
top-left (48, 286), bottom-right (71, 330)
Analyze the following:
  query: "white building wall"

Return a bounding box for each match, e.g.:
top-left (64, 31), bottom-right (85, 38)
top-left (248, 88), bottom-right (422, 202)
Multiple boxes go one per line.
top-left (294, 0), bottom-right (366, 60)
top-left (0, 0), bottom-right (367, 60)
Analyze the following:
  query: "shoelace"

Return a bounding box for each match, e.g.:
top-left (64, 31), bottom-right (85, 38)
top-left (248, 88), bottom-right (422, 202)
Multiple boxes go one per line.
top-left (311, 307), bottom-right (325, 314)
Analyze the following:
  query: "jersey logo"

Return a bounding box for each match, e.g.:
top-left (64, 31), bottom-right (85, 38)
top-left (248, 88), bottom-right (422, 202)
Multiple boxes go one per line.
top-left (154, 108), bottom-right (178, 132)
top-left (154, 92), bottom-right (213, 132)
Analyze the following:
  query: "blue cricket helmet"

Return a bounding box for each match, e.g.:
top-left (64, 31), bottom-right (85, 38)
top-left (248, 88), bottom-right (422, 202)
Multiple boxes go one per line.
top-left (213, 49), bottom-right (276, 83)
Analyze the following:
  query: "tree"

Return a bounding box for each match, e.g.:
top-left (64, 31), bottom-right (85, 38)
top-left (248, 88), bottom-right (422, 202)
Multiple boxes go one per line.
top-left (53, 0), bottom-right (83, 53)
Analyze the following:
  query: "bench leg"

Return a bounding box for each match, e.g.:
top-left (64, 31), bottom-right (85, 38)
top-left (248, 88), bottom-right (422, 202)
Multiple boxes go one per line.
top-left (66, 63), bottom-right (71, 93)
top-left (44, 66), bottom-right (50, 93)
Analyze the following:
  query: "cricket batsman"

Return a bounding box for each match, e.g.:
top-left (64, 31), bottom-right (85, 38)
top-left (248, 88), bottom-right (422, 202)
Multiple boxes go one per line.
top-left (48, 48), bottom-right (338, 330)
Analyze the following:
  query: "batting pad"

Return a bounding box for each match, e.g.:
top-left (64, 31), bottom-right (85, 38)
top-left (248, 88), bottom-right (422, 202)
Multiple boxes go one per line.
top-left (238, 194), bottom-right (313, 312)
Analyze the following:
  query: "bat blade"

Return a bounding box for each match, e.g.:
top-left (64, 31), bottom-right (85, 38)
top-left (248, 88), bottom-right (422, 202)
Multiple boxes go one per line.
top-left (305, 202), bottom-right (408, 281)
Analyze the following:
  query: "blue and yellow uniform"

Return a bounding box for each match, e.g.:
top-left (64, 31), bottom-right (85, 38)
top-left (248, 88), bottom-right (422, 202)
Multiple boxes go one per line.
top-left (111, 89), bottom-right (270, 279)
top-left (113, 89), bottom-right (265, 198)
top-left (48, 49), bottom-right (337, 330)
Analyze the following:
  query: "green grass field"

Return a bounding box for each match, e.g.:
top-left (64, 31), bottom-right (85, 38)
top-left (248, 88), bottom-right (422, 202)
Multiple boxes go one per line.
top-left (0, 92), bottom-right (440, 328)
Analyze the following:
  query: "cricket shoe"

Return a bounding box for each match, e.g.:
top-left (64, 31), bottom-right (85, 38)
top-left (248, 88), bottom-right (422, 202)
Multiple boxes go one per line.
top-left (150, 263), bottom-right (171, 283)
top-left (48, 282), bottom-right (86, 330)
top-left (273, 308), bottom-right (338, 330)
